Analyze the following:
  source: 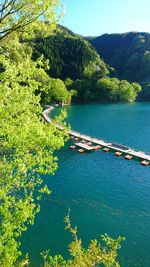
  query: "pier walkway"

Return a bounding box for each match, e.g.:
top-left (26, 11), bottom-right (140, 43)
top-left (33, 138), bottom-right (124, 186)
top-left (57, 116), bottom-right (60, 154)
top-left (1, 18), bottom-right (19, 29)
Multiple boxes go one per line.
top-left (43, 106), bottom-right (150, 165)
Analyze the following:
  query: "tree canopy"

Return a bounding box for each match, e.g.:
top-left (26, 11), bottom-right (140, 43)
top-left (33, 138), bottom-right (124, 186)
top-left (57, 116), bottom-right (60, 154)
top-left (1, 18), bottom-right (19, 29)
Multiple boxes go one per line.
top-left (0, 0), bottom-right (61, 40)
top-left (30, 26), bottom-right (109, 80)
top-left (41, 77), bottom-right (71, 104)
top-left (66, 77), bottom-right (141, 103)
top-left (0, 39), bottom-right (68, 266)
top-left (90, 32), bottom-right (150, 83)
top-left (0, 2), bottom-right (69, 265)
top-left (41, 213), bottom-right (125, 267)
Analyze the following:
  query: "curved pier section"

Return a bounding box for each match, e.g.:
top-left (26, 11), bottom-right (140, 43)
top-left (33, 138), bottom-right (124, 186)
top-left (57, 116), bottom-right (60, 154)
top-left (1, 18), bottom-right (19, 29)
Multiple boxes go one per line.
top-left (43, 106), bottom-right (150, 166)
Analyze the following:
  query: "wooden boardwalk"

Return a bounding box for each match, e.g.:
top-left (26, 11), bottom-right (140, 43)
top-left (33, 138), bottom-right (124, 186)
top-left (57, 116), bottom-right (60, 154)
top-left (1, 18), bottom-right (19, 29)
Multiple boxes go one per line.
top-left (43, 106), bottom-right (150, 164)
top-left (75, 142), bottom-right (95, 151)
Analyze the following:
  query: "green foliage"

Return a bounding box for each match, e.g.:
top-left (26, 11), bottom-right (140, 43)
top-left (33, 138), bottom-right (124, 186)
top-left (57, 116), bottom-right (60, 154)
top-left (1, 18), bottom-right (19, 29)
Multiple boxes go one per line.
top-left (30, 26), bottom-right (109, 80)
top-left (0, 38), bottom-right (68, 266)
top-left (0, 33), bottom-right (71, 105)
top-left (16, 24), bottom-right (143, 104)
top-left (90, 32), bottom-right (150, 83)
top-left (41, 78), bottom-right (71, 104)
top-left (0, 0), bottom-right (61, 40)
top-left (42, 213), bottom-right (125, 267)
top-left (66, 77), bottom-right (141, 103)
top-left (64, 78), bottom-right (74, 88)
top-left (96, 78), bottom-right (141, 102)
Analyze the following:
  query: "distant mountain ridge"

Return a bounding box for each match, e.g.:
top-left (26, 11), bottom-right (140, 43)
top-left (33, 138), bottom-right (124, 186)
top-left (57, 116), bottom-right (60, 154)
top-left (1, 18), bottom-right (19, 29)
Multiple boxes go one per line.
top-left (90, 32), bottom-right (150, 83)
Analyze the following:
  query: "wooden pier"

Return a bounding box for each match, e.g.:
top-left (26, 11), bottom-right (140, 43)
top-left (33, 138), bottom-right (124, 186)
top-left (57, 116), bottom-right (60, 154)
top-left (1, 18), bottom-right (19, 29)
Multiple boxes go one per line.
top-left (75, 142), bottom-right (95, 151)
top-left (43, 106), bottom-right (150, 166)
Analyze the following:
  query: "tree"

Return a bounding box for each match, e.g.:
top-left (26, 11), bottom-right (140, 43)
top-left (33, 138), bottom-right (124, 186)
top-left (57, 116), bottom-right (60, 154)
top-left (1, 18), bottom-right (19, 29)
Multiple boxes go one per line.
top-left (32, 31), bottom-right (109, 80)
top-left (118, 80), bottom-right (140, 102)
top-left (96, 78), bottom-right (141, 102)
top-left (0, 0), bottom-right (61, 40)
top-left (41, 77), bottom-right (71, 104)
top-left (42, 213), bottom-right (125, 267)
top-left (64, 77), bottom-right (73, 88)
top-left (0, 1), bottom-right (69, 265)
top-left (132, 82), bottom-right (142, 94)
top-left (97, 78), bottom-right (119, 101)
top-left (49, 78), bottom-right (71, 104)
top-left (0, 41), bottom-right (68, 266)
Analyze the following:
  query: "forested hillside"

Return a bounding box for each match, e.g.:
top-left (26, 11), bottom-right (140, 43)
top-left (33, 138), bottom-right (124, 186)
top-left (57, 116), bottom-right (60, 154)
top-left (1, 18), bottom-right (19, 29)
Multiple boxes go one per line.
top-left (22, 25), bottom-right (140, 103)
top-left (30, 26), bottom-right (109, 80)
top-left (90, 32), bottom-right (150, 83)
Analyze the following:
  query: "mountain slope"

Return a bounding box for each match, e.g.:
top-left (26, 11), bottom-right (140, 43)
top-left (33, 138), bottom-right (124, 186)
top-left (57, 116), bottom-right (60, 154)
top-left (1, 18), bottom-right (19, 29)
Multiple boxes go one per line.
top-left (31, 26), bottom-right (109, 80)
top-left (90, 32), bottom-right (150, 83)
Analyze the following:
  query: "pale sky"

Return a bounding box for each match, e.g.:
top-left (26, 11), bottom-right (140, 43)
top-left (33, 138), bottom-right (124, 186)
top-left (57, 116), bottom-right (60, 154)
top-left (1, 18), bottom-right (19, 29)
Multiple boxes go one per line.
top-left (60, 0), bottom-right (150, 36)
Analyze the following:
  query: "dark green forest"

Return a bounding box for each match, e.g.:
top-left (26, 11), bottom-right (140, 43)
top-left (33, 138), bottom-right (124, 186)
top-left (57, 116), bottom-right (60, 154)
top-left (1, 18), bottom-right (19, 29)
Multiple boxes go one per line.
top-left (32, 26), bottom-right (108, 80)
top-left (90, 32), bottom-right (150, 100)
top-left (23, 25), bottom-right (142, 104)
top-left (2, 24), bottom-right (148, 105)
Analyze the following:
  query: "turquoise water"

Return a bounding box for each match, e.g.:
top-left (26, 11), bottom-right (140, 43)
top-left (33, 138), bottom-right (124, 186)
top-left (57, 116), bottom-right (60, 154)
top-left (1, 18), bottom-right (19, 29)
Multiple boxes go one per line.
top-left (21, 103), bottom-right (150, 266)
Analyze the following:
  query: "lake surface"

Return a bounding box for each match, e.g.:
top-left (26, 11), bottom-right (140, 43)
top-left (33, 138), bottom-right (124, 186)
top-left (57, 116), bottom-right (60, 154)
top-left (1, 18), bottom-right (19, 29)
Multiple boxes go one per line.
top-left (21, 103), bottom-right (150, 267)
